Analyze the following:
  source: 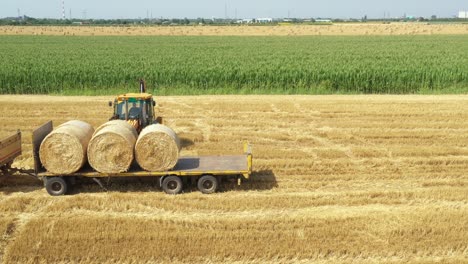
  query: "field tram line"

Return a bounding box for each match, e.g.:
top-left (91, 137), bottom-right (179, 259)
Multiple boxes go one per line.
top-left (166, 99), bottom-right (212, 142)
top-left (270, 103), bottom-right (281, 113)
top-left (0, 224), bottom-right (13, 262)
top-left (0, 196), bottom-right (57, 261)
top-left (315, 126), bottom-right (395, 160)
top-left (293, 102), bottom-right (309, 114)
top-left (0, 212), bottom-right (34, 262)
top-left (306, 132), bottom-right (357, 160)
top-left (194, 118), bottom-right (211, 142)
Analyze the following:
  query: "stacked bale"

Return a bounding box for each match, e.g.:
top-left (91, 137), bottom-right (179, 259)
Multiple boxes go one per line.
top-left (87, 120), bottom-right (138, 173)
top-left (93, 120), bottom-right (138, 138)
top-left (39, 120), bottom-right (94, 174)
top-left (135, 124), bottom-right (181, 171)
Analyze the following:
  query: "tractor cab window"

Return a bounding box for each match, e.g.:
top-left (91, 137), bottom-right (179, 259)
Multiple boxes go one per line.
top-left (116, 101), bottom-right (125, 119)
top-left (128, 100), bottom-right (142, 119)
top-left (144, 100), bottom-right (153, 118)
top-left (115, 100), bottom-right (143, 120)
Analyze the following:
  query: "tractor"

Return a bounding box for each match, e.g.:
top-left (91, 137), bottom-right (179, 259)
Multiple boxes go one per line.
top-left (109, 80), bottom-right (162, 133)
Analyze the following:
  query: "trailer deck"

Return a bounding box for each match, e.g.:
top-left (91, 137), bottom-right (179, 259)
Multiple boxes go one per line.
top-left (37, 154), bottom-right (252, 178)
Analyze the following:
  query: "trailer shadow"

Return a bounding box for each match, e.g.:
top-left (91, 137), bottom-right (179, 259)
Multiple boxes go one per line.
top-left (183, 169), bottom-right (278, 194)
top-left (69, 170), bottom-right (277, 195)
top-left (69, 177), bottom-right (162, 195)
top-left (219, 170), bottom-right (278, 192)
top-left (1, 169), bottom-right (278, 195)
top-left (0, 174), bottom-right (43, 195)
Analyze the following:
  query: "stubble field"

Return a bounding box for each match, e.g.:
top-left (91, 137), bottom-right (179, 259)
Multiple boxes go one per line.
top-left (0, 95), bottom-right (467, 263)
top-left (1, 23), bottom-right (468, 36)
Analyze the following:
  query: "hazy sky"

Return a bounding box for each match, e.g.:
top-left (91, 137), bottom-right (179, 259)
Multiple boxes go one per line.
top-left (2, 0), bottom-right (466, 19)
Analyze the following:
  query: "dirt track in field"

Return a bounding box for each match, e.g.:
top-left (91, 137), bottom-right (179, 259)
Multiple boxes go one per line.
top-left (1, 23), bottom-right (468, 36)
top-left (0, 95), bottom-right (467, 263)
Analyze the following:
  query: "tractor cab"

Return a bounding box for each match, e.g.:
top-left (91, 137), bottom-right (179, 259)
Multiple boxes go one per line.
top-left (109, 81), bottom-right (160, 133)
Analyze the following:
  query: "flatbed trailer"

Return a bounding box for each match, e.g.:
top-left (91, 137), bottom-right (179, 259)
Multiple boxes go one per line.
top-left (2, 121), bottom-right (253, 196)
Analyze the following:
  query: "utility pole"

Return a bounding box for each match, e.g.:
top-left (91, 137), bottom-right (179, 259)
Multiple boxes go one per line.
top-left (225, 2), bottom-right (228, 19)
top-left (62, 0), bottom-right (65, 19)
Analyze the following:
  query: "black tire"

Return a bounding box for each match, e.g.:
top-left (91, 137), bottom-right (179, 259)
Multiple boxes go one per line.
top-left (162, 176), bottom-right (183, 195)
top-left (197, 175), bottom-right (218, 194)
top-left (1, 162), bottom-right (12, 174)
top-left (45, 177), bottom-right (68, 196)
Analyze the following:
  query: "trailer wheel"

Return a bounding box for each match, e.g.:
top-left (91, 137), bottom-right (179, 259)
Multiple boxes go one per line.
top-left (1, 162), bottom-right (12, 174)
top-left (162, 176), bottom-right (183, 195)
top-left (45, 177), bottom-right (68, 196)
top-left (198, 175), bottom-right (218, 194)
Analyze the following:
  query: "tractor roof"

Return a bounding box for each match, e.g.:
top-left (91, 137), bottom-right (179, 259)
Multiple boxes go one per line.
top-left (117, 93), bottom-right (153, 101)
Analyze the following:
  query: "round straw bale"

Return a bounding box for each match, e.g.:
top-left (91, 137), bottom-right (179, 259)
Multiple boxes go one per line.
top-left (39, 120), bottom-right (94, 174)
top-left (87, 121), bottom-right (137, 173)
top-left (135, 124), bottom-right (181, 171)
top-left (93, 120), bottom-right (138, 139)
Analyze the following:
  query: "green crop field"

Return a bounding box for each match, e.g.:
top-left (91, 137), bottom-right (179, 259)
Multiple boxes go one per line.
top-left (0, 35), bottom-right (467, 95)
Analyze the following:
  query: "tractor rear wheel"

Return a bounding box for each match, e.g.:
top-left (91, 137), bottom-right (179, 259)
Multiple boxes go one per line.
top-left (198, 175), bottom-right (218, 194)
top-left (162, 176), bottom-right (183, 195)
top-left (45, 177), bottom-right (68, 196)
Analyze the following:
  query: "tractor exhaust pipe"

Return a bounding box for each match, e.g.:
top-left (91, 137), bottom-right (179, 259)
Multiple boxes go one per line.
top-left (139, 79), bottom-right (146, 93)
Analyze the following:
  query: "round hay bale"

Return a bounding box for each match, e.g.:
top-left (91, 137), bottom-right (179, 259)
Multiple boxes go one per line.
top-left (135, 124), bottom-right (181, 172)
top-left (93, 120), bottom-right (138, 139)
top-left (87, 121), bottom-right (137, 173)
top-left (39, 120), bottom-right (94, 174)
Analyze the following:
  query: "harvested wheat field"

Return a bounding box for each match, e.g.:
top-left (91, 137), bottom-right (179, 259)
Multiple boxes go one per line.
top-left (1, 23), bottom-right (468, 36)
top-left (0, 95), bottom-right (467, 263)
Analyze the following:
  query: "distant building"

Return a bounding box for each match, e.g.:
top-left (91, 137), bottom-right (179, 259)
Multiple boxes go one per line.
top-left (459, 11), bottom-right (468, 19)
top-left (236, 18), bottom-right (272, 24)
top-left (236, 19), bottom-right (253, 24)
top-left (316, 19), bottom-right (332, 23)
top-left (256, 18), bottom-right (273, 23)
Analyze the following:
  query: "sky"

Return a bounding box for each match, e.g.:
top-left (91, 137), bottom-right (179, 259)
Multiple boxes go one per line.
top-left (1, 0), bottom-right (467, 19)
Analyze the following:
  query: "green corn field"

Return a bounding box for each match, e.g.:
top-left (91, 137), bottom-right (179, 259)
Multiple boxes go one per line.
top-left (0, 35), bottom-right (467, 95)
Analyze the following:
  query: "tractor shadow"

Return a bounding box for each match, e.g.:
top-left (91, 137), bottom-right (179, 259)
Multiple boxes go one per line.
top-left (179, 137), bottom-right (195, 148)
